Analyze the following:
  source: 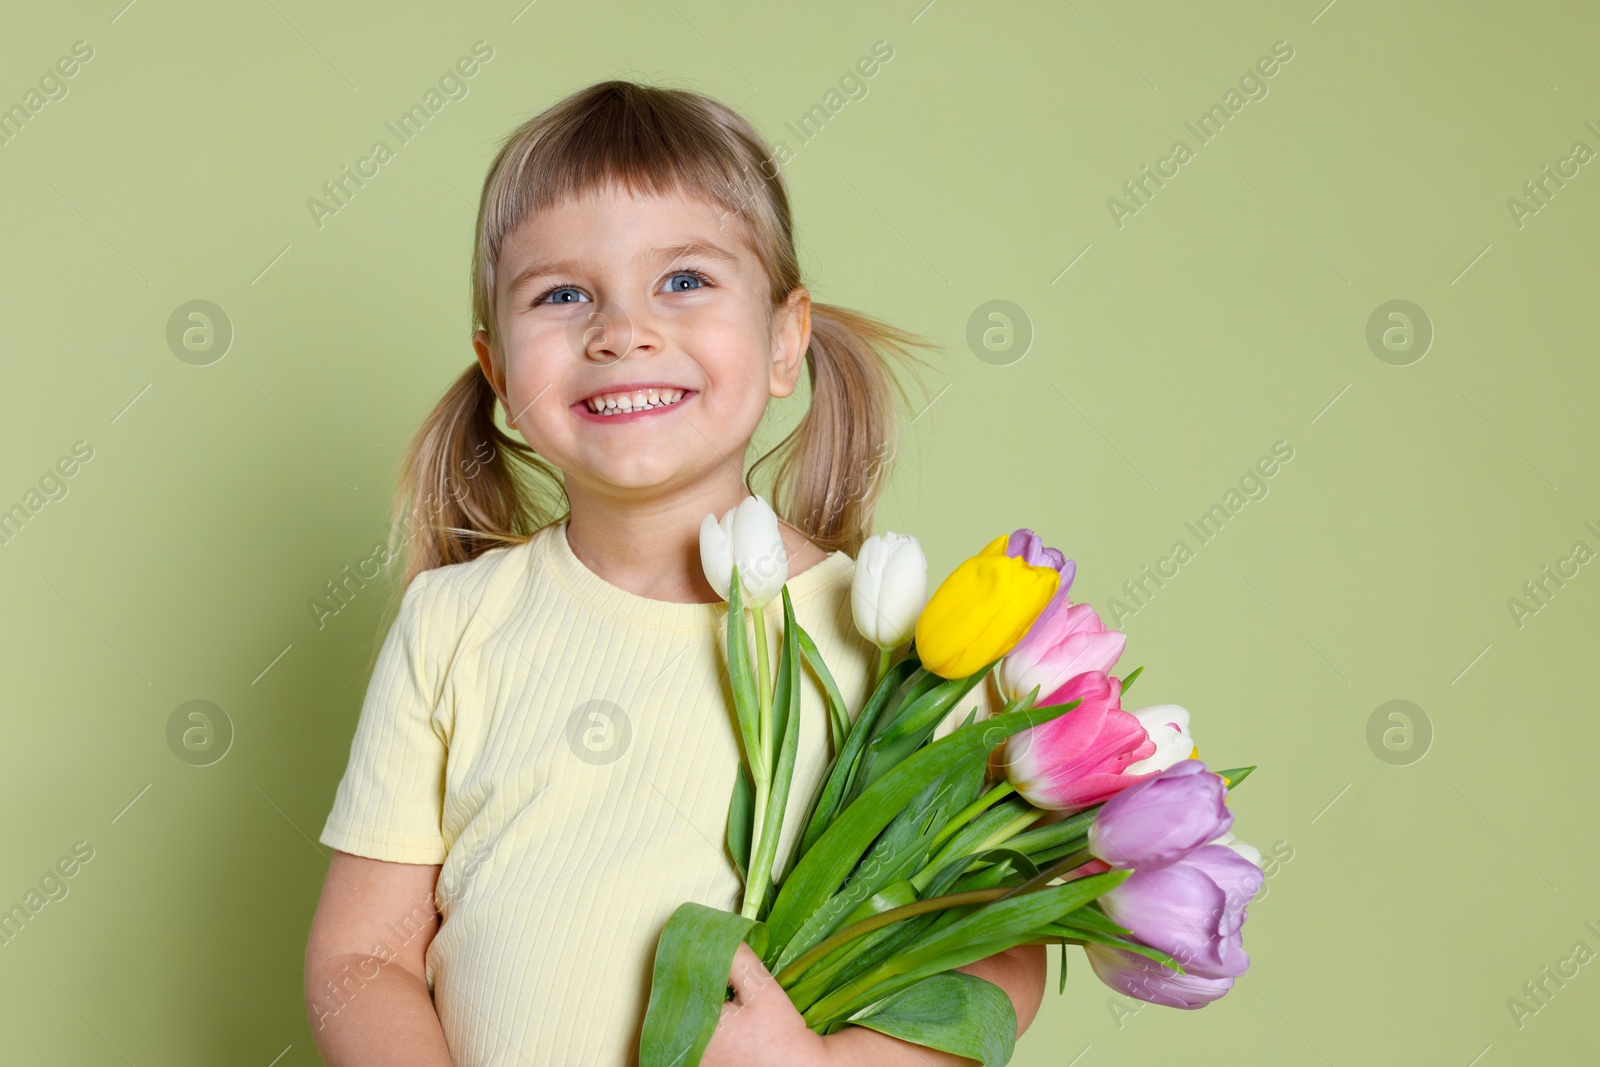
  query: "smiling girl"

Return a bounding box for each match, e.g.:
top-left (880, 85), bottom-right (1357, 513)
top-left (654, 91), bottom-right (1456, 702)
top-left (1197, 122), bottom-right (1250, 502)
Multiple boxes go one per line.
top-left (304, 79), bottom-right (1043, 1066)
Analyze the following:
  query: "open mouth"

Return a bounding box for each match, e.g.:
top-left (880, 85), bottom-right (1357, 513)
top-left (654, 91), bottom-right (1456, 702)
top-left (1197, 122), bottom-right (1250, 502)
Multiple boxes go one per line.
top-left (578, 387), bottom-right (692, 417)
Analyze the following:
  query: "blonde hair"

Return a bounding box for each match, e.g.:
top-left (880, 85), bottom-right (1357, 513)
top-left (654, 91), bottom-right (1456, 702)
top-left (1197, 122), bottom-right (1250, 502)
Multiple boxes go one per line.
top-left (391, 78), bottom-right (936, 587)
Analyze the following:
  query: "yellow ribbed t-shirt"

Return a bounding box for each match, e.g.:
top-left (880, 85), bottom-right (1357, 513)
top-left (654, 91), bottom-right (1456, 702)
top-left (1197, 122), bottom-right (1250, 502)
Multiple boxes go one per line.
top-left (318, 519), bottom-right (995, 1065)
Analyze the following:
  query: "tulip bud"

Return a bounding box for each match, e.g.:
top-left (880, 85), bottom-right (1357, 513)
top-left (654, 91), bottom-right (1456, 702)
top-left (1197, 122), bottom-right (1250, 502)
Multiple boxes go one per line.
top-left (1001, 671), bottom-right (1155, 813)
top-left (1209, 829), bottom-right (1262, 868)
top-left (996, 601), bottom-right (1126, 704)
top-left (1124, 705), bottom-right (1196, 777)
top-left (1084, 943), bottom-right (1238, 1009)
top-left (1087, 759), bottom-right (1232, 870)
top-left (698, 494), bottom-right (789, 607)
top-left (1097, 844), bottom-right (1262, 980)
top-left (913, 534), bottom-right (1060, 679)
top-left (851, 532), bottom-right (928, 650)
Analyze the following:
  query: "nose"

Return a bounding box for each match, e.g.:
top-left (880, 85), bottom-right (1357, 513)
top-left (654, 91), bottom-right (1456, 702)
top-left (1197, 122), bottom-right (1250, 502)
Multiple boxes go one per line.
top-left (572, 297), bottom-right (662, 366)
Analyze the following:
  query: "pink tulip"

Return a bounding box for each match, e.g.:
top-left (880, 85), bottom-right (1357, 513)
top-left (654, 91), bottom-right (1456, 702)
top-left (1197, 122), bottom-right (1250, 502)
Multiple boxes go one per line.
top-left (1001, 671), bottom-right (1156, 812)
top-left (996, 601), bottom-right (1127, 704)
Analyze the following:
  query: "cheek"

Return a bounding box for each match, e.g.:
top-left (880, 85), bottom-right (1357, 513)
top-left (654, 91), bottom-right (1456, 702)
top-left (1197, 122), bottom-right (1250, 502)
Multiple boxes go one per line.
top-left (496, 329), bottom-right (576, 435)
top-left (687, 307), bottom-right (771, 385)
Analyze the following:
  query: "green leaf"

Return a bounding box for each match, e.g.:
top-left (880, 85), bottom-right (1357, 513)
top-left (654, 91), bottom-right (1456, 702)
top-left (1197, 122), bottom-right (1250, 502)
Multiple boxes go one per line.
top-left (796, 623), bottom-right (850, 756)
top-left (867, 666), bottom-right (945, 747)
top-left (1039, 921), bottom-right (1183, 972)
top-left (803, 869), bottom-right (1131, 1027)
top-left (857, 667), bottom-right (997, 790)
top-left (1217, 765), bottom-right (1256, 789)
top-left (771, 760), bottom-right (985, 974)
top-left (746, 587), bottom-right (804, 921)
top-left (841, 879), bottom-right (921, 927)
top-left (726, 762), bottom-right (754, 883)
top-left (797, 828), bottom-right (1045, 1012)
top-left (1002, 808), bottom-right (1098, 856)
top-left (1058, 940), bottom-right (1068, 994)
top-left (847, 972), bottom-right (1017, 1067)
top-left (789, 845), bottom-right (992, 1011)
top-left (794, 656), bottom-right (923, 865)
top-left (763, 697), bottom-right (1084, 962)
top-left (1119, 665), bottom-right (1144, 693)
top-left (916, 797), bottom-right (1039, 890)
top-left (724, 564), bottom-right (761, 777)
top-left (1054, 903), bottom-right (1130, 938)
top-left (638, 902), bottom-right (768, 1067)
top-left (961, 847), bottom-right (1039, 881)
top-left (1024, 837), bottom-right (1090, 868)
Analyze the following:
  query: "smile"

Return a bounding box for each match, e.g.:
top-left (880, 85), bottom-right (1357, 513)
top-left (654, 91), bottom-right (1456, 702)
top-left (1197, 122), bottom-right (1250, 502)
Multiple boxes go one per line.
top-left (575, 386), bottom-right (694, 420)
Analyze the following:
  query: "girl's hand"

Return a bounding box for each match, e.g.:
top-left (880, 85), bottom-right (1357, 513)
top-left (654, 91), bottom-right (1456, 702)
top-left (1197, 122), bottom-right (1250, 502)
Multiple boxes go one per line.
top-left (698, 942), bottom-right (833, 1067)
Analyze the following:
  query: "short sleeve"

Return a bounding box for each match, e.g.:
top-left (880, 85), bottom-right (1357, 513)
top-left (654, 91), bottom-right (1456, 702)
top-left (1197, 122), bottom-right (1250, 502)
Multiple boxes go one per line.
top-left (319, 570), bottom-right (449, 864)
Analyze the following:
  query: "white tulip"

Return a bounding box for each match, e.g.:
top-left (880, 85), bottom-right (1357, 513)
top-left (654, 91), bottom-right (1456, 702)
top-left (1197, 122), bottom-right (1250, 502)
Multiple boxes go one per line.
top-left (1124, 704), bottom-right (1195, 776)
top-left (1210, 829), bottom-right (1262, 868)
top-left (851, 532), bottom-right (928, 650)
top-left (698, 494), bottom-right (789, 608)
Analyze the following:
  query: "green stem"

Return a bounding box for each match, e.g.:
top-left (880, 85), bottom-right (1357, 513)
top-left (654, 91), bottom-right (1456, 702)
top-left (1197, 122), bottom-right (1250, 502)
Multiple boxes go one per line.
top-left (741, 606), bottom-right (777, 920)
top-left (991, 847), bottom-right (1093, 905)
top-left (925, 781), bottom-right (1016, 855)
top-left (910, 803), bottom-right (1043, 894)
top-left (875, 646), bottom-right (891, 687)
top-left (775, 886), bottom-right (1010, 988)
top-left (754, 605), bottom-right (773, 760)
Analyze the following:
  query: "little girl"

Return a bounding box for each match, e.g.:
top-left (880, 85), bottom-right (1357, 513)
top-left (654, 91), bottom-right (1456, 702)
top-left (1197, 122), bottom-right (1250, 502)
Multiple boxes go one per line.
top-left (304, 79), bottom-right (1045, 1066)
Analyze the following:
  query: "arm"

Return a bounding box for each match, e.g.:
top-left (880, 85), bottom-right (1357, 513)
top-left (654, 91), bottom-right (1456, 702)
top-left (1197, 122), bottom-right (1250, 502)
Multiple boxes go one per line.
top-left (305, 850), bottom-right (455, 1066)
top-left (825, 943), bottom-right (1049, 1067)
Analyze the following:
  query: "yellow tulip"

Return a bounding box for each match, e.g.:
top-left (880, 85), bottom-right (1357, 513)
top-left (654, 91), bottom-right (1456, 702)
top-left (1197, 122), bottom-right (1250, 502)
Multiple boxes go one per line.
top-left (913, 535), bottom-right (1061, 680)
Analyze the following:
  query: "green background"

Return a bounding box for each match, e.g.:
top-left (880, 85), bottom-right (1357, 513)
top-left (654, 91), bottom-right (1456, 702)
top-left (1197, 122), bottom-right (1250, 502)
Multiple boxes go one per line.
top-left (2, 0), bottom-right (1596, 1063)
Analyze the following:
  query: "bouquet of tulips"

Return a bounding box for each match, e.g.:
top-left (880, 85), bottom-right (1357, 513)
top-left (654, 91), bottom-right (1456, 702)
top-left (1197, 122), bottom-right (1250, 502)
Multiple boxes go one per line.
top-left (638, 496), bottom-right (1264, 1067)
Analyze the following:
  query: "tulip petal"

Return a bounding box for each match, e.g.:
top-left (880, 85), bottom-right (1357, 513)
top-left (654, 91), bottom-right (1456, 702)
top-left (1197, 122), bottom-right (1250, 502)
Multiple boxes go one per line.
top-left (1084, 944), bottom-right (1236, 1008)
top-left (699, 512), bottom-right (733, 601)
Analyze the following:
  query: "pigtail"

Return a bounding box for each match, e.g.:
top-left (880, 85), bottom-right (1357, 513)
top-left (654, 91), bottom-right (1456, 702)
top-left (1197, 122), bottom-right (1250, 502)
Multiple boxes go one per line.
top-left (390, 362), bottom-right (566, 587)
top-left (749, 302), bottom-right (937, 558)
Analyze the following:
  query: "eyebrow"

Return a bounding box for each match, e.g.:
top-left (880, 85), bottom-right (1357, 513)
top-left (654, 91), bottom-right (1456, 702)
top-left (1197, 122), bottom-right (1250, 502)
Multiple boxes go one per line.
top-left (505, 240), bottom-right (743, 297)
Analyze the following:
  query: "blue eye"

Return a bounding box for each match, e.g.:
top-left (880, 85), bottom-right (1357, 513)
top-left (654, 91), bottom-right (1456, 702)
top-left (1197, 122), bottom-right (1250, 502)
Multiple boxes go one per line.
top-left (535, 268), bottom-right (711, 306)
top-left (663, 268), bottom-right (711, 293)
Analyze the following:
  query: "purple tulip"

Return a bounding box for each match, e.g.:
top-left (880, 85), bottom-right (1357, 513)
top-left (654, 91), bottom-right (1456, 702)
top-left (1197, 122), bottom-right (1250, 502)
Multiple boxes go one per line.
top-left (1004, 528), bottom-right (1073, 580)
top-left (1098, 844), bottom-right (1263, 980)
top-left (1084, 944), bottom-right (1238, 1009)
top-left (1088, 759), bottom-right (1231, 870)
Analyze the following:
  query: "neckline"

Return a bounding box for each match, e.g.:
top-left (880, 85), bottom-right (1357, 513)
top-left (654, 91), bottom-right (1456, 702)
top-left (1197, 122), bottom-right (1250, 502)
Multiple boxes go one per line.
top-left (540, 518), bottom-right (854, 631)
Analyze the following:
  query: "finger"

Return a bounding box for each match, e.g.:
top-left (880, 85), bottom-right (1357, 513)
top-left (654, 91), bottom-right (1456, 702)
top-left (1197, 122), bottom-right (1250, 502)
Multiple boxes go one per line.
top-left (725, 941), bottom-right (770, 1003)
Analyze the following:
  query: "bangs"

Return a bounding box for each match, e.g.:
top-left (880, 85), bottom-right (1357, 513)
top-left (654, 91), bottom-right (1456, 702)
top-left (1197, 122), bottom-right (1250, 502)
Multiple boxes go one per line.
top-left (475, 81), bottom-right (788, 330)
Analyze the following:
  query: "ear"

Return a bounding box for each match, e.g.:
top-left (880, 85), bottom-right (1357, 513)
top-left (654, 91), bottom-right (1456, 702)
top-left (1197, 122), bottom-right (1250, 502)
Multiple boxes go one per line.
top-left (768, 287), bottom-right (811, 399)
top-left (472, 329), bottom-right (509, 407)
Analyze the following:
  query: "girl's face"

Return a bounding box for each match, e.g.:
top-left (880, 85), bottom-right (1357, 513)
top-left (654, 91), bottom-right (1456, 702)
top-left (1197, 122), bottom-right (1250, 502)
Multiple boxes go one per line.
top-left (474, 184), bottom-right (810, 502)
